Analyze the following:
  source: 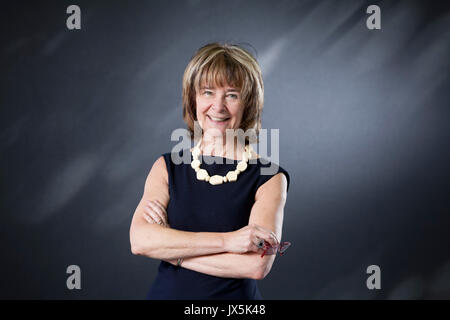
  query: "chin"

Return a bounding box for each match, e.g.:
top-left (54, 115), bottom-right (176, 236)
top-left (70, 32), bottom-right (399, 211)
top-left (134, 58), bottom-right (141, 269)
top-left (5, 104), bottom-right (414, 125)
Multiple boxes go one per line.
top-left (204, 127), bottom-right (227, 136)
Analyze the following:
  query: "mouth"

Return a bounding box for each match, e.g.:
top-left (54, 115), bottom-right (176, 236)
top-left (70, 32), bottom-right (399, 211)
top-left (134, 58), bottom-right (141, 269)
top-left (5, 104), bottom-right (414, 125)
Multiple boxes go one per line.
top-left (207, 115), bottom-right (230, 125)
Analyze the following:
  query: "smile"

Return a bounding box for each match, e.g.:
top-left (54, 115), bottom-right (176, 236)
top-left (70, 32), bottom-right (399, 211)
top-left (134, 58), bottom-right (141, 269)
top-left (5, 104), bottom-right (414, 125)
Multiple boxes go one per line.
top-left (207, 115), bottom-right (230, 123)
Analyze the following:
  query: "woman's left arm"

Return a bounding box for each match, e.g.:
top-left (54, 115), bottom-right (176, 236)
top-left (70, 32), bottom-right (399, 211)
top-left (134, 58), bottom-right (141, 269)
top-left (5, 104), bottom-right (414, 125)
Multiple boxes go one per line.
top-left (160, 172), bottom-right (288, 280)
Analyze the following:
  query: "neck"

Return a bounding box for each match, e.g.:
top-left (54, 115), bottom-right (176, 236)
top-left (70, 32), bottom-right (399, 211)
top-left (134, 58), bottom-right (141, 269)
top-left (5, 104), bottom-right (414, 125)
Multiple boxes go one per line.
top-left (198, 135), bottom-right (246, 160)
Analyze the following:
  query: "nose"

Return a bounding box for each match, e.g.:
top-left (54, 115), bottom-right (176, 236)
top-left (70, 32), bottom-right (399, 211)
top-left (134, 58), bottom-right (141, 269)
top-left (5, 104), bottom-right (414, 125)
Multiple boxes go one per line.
top-left (211, 94), bottom-right (226, 112)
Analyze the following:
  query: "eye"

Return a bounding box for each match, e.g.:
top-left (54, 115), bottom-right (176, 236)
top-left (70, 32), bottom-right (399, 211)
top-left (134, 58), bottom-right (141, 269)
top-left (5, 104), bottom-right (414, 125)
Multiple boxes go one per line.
top-left (203, 90), bottom-right (213, 96)
top-left (227, 93), bottom-right (239, 99)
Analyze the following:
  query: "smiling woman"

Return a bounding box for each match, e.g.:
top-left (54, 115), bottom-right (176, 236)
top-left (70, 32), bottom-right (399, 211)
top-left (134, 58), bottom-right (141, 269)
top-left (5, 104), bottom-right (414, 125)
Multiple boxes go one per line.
top-left (182, 42), bottom-right (264, 150)
top-left (129, 43), bottom-right (290, 300)
top-left (198, 85), bottom-right (239, 129)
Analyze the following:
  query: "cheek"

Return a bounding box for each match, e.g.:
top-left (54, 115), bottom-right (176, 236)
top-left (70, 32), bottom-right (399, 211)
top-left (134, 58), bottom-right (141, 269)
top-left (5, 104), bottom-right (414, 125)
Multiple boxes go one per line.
top-left (232, 105), bottom-right (245, 121)
top-left (195, 97), bottom-right (208, 113)
top-left (196, 107), bottom-right (208, 120)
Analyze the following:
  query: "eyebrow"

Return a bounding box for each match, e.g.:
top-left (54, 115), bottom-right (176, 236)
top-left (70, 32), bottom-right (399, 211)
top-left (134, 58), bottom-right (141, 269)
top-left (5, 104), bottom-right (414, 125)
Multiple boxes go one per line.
top-left (200, 86), bottom-right (240, 92)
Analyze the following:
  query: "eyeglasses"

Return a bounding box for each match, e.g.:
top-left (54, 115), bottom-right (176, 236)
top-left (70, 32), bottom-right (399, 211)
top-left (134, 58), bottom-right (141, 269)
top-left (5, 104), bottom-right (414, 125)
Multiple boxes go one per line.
top-left (259, 240), bottom-right (291, 258)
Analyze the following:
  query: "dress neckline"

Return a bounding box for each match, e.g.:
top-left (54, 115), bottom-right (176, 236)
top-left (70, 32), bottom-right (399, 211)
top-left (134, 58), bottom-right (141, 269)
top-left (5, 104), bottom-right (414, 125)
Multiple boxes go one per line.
top-left (193, 152), bottom-right (261, 164)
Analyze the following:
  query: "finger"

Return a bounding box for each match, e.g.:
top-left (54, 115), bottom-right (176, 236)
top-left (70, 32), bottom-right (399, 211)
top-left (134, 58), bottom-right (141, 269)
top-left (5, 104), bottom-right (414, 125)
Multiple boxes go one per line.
top-left (253, 228), bottom-right (274, 243)
top-left (143, 209), bottom-right (158, 224)
top-left (251, 243), bottom-right (261, 253)
top-left (148, 200), bottom-right (166, 220)
top-left (148, 203), bottom-right (169, 227)
top-left (146, 201), bottom-right (166, 223)
top-left (249, 240), bottom-right (262, 253)
top-left (257, 228), bottom-right (279, 245)
top-left (254, 230), bottom-right (277, 247)
top-left (252, 225), bottom-right (279, 245)
top-left (151, 200), bottom-right (168, 218)
top-left (144, 205), bottom-right (163, 225)
top-left (254, 238), bottom-right (272, 253)
top-left (269, 231), bottom-right (279, 245)
top-left (153, 199), bottom-right (167, 212)
top-left (143, 211), bottom-right (157, 224)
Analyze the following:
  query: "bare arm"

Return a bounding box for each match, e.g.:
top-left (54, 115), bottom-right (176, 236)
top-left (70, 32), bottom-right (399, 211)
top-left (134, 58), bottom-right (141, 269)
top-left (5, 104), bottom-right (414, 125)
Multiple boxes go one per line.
top-left (130, 156), bottom-right (277, 261)
top-left (159, 173), bottom-right (289, 280)
top-left (129, 156), bottom-right (227, 260)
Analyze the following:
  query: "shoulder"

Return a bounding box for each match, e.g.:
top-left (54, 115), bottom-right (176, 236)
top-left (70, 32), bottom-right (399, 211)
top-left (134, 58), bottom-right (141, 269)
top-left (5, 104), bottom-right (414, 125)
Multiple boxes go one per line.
top-left (153, 155), bottom-right (168, 171)
top-left (255, 169), bottom-right (288, 202)
top-left (146, 154), bottom-right (169, 186)
top-left (253, 154), bottom-right (290, 196)
top-left (140, 154), bottom-right (170, 208)
top-left (253, 156), bottom-right (289, 198)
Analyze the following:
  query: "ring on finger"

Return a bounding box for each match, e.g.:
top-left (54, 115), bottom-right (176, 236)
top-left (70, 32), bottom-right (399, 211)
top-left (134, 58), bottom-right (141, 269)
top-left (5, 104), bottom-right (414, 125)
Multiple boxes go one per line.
top-left (256, 238), bottom-right (265, 249)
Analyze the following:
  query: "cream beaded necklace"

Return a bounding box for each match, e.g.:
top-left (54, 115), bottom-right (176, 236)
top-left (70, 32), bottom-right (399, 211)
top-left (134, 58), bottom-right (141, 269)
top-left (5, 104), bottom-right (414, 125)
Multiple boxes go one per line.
top-left (190, 138), bottom-right (253, 185)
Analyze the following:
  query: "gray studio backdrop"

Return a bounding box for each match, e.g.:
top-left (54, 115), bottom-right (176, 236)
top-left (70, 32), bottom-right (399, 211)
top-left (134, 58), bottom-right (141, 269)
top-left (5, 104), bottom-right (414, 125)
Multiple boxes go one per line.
top-left (1, 0), bottom-right (449, 299)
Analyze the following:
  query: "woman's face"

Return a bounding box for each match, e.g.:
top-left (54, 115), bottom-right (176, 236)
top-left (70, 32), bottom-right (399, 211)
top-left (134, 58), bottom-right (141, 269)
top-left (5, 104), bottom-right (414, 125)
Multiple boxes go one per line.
top-left (195, 84), bottom-right (244, 138)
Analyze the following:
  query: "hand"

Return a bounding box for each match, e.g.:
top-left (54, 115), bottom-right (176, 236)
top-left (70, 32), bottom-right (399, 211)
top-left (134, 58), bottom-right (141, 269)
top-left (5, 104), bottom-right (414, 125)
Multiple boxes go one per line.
top-left (223, 224), bottom-right (279, 254)
top-left (143, 199), bottom-right (170, 227)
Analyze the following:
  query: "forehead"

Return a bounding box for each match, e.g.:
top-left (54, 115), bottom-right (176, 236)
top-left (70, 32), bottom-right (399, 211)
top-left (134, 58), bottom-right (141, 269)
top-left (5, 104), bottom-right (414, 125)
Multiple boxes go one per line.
top-left (198, 75), bottom-right (242, 90)
top-left (200, 83), bottom-right (240, 90)
top-left (196, 65), bottom-right (244, 90)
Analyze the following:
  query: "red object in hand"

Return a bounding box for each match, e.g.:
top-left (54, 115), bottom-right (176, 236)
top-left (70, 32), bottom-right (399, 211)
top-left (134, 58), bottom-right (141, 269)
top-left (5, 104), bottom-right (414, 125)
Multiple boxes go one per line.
top-left (260, 241), bottom-right (291, 258)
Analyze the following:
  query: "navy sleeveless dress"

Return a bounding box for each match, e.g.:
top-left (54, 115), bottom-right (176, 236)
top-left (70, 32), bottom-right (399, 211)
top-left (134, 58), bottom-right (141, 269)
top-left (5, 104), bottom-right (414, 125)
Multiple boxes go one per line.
top-left (146, 148), bottom-right (290, 300)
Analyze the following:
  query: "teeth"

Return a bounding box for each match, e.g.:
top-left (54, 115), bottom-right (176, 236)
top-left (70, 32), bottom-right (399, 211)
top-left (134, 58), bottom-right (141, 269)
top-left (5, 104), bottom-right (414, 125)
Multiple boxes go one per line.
top-left (209, 116), bottom-right (229, 122)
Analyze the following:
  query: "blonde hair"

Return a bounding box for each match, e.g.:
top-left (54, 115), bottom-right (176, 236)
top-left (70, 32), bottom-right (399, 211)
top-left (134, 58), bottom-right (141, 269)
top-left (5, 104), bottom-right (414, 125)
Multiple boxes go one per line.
top-left (182, 43), bottom-right (264, 144)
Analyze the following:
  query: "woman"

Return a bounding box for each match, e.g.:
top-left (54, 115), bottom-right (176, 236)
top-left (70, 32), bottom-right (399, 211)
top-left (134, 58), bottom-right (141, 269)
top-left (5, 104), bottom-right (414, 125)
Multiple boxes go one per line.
top-left (129, 43), bottom-right (290, 299)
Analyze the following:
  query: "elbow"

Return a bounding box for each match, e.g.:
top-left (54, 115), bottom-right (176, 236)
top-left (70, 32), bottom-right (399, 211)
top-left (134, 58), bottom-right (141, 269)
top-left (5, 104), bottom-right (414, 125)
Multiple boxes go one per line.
top-left (130, 235), bottom-right (143, 256)
top-left (129, 227), bottom-right (149, 256)
top-left (130, 241), bottom-right (143, 256)
top-left (251, 270), bottom-right (265, 280)
top-left (131, 237), bottom-right (154, 257)
top-left (131, 240), bottom-right (155, 257)
top-left (129, 223), bottom-right (163, 258)
top-left (250, 260), bottom-right (273, 280)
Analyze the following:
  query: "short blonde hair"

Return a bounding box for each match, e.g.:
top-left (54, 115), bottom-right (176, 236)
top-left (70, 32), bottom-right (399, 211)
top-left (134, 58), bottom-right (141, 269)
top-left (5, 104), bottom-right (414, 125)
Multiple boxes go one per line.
top-left (182, 43), bottom-right (264, 144)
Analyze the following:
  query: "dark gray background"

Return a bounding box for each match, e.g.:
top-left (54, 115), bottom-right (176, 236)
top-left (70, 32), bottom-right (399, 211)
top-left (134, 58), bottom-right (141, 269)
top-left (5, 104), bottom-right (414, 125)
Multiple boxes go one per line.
top-left (1, 0), bottom-right (449, 299)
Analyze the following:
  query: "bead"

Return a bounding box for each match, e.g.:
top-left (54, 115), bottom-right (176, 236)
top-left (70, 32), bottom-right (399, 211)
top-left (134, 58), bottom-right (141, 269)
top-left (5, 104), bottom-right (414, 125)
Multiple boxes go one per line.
top-left (237, 161), bottom-right (247, 172)
top-left (196, 169), bottom-right (208, 180)
top-left (209, 175), bottom-right (224, 185)
top-left (226, 171), bottom-right (238, 182)
top-left (191, 138), bottom-right (251, 185)
top-left (191, 159), bottom-right (201, 169)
